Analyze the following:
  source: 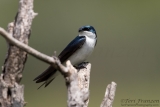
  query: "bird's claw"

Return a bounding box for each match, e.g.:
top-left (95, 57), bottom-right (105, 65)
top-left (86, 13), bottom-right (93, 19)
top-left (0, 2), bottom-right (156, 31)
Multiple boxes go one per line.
top-left (74, 62), bottom-right (89, 70)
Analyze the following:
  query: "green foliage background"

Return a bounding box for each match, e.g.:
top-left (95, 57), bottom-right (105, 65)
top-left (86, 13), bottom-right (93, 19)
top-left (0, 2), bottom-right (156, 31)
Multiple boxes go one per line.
top-left (0, 0), bottom-right (160, 107)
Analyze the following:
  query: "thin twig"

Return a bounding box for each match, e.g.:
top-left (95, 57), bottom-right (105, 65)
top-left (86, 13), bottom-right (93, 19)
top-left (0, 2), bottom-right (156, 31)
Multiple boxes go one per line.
top-left (0, 27), bottom-right (68, 73)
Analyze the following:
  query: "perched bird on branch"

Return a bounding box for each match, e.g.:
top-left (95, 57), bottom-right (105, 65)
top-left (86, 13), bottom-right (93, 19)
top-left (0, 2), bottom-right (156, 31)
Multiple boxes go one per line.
top-left (34, 25), bottom-right (97, 89)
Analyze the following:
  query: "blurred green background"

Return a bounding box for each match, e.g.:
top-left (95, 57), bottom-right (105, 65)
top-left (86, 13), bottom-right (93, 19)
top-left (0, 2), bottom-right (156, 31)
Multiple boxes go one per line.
top-left (0, 0), bottom-right (160, 107)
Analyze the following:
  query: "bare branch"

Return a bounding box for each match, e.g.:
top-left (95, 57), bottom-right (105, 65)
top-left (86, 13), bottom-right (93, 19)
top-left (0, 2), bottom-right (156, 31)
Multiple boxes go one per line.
top-left (100, 82), bottom-right (117, 107)
top-left (0, 27), bottom-right (52, 64)
top-left (0, 27), bottom-right (68, 73)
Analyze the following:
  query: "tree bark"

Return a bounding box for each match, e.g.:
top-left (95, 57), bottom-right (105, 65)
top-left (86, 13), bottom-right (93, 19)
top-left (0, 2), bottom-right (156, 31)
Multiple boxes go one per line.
top-left (66, 62), bottom-right (91, 107)
top-left (0, 0), bottom-right (36, 107)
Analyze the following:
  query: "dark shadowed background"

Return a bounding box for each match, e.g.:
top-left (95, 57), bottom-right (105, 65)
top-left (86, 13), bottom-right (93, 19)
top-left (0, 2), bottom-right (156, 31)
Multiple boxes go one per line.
top-left (0, 0), bottom-right (160, 107)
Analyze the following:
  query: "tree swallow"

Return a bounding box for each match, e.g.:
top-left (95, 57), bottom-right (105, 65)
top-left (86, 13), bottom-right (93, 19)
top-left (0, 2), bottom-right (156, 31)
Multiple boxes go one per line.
top-left (34, 25), bottom-right (97, 89)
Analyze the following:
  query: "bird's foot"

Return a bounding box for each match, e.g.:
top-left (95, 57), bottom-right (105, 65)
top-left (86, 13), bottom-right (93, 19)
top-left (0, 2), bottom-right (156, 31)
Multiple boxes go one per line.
top-left (74, 62), bottom-right (89, 70)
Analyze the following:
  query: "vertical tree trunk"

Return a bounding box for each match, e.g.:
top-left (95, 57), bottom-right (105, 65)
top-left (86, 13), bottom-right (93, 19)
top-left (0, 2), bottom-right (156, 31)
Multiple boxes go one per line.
top-left (0, 0), bottom-right (37, 107)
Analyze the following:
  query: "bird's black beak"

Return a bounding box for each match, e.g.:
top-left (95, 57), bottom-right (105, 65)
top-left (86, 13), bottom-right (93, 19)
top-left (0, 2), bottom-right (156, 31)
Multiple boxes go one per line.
top-left (78, 28), bottom-right (83, 32)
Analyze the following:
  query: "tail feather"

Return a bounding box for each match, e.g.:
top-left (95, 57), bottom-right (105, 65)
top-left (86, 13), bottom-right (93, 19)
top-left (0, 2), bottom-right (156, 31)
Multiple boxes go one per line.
top-left (37, 81), bottom-right (46, 90)
top-left (34, 66), bottom-right (58, 89)
top-left (45, 78), bottom-right (55, 87)
top-left (37, 78), bottom-right (55, 90)
top-left (34, 66), bottom-right (55, 81)
top-left (35, 71), bottom-right (54, 83)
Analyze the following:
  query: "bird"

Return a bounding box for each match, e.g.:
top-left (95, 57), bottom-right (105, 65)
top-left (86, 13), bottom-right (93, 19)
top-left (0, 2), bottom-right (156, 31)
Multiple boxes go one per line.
top-left (34, 25), bottom-right (97, 89)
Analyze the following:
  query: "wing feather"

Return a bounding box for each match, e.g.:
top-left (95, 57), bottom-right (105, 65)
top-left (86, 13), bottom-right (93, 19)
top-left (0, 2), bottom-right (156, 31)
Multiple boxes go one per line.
top-left (58, 36), bottom-right (86, 63)
top-left (34, 36), bottom-right (86, 88)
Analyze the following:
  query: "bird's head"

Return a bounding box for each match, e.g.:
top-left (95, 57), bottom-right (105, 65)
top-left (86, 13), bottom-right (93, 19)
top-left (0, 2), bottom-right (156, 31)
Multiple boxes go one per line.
top-left (78, 25), bottom-right (97, 39)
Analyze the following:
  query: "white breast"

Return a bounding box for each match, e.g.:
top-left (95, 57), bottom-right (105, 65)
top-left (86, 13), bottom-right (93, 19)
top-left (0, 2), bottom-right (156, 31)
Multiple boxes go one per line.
top-left (67, 36), bottom-right (96, 65)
